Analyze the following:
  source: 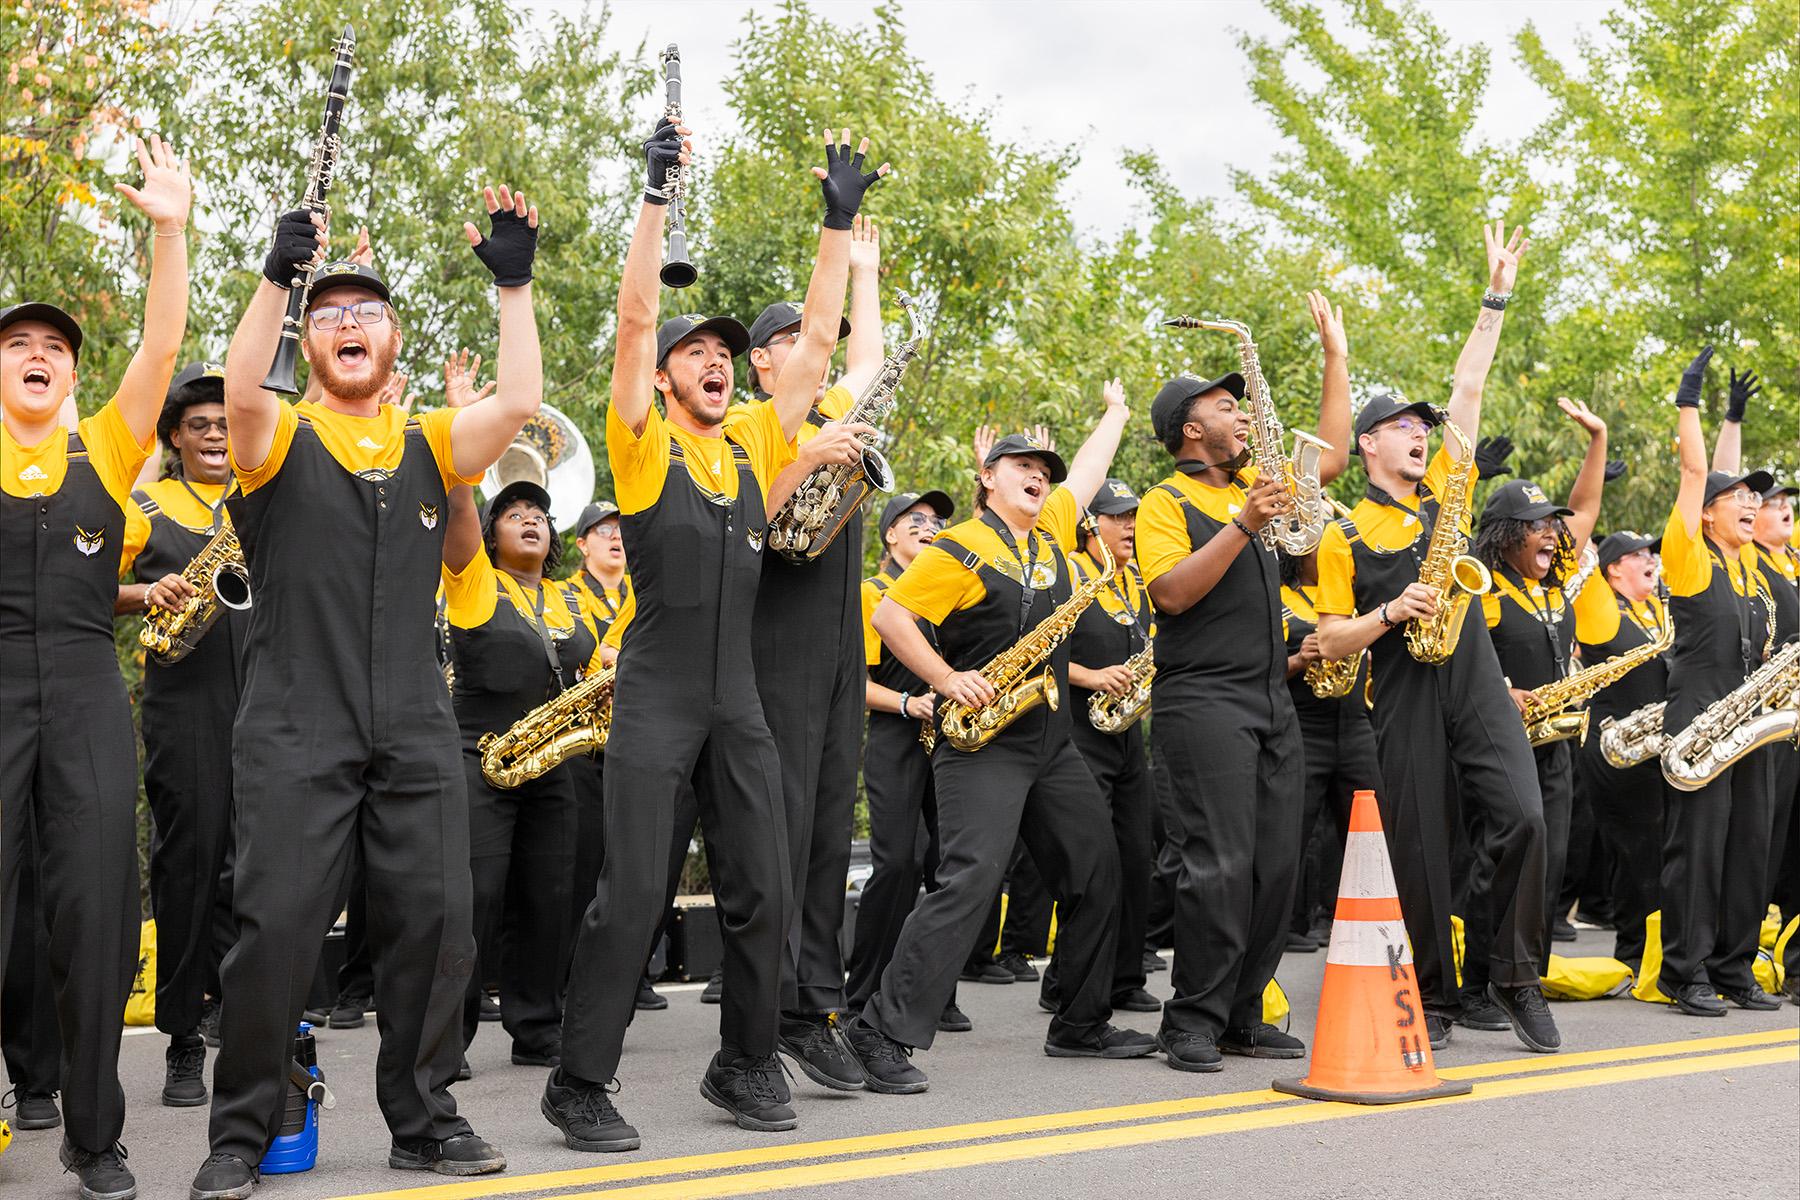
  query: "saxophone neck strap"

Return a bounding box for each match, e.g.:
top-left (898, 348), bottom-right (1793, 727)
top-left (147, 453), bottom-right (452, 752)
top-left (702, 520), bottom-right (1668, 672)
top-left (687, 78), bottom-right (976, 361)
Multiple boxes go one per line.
top-left (978, 508), bottom-right (1045, 637)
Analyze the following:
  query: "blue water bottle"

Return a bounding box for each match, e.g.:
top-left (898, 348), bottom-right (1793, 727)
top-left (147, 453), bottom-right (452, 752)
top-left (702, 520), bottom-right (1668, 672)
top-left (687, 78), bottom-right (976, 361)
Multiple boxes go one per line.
top-left (261, 1022), bottom-right (332, 1174)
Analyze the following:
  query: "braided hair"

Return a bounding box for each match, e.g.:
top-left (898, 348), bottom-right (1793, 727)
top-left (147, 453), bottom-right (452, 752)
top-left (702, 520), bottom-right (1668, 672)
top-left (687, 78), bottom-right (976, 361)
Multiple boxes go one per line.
top-left (1473, 513), bottom-right (1575, 590)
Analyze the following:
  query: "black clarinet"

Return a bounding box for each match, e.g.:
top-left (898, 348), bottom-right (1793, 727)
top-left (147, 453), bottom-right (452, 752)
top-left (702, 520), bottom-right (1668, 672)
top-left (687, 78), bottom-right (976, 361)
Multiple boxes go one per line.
top-left (658, 43), bottom-right (697, 289)
top-left (263, 26), bottom-right (357, 394)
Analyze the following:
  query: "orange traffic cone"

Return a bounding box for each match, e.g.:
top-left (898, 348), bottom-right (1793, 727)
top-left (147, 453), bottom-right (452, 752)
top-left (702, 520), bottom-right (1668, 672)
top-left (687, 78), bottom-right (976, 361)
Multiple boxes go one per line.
top-left (1273, 789), bottom-right (1471, 1105)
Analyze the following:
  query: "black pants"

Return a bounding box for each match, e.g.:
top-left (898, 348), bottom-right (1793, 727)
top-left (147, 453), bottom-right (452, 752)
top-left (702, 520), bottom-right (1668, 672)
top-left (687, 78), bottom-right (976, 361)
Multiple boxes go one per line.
top-left (865, 736), bottom-right (1120, 1049)
top-left (2, 820), bottom-right (60, 1098)
top-left (1576, 740), bottom-right (1664, 968)
top-left (1657, 756), bottom-right (1774, 993)
top-left (1468, 740), bottom-right (1570, 979)
top-left (210, 732), bottom-right (474, 1164)
top-left (461, 753), bottom-right (575, 1055)
top-left (846, 713), bottom-right (943, 1013)
top-left (1288, 710), bottom-right (1380, 935)
top-left (336, 857), bottom-right (373, 1002)
top-left (1144, 737), bottom-right (1177, 952)
top-left (568, 754), bottom-right (607, 961)
top-left (1000, 839), bottom-right (1054, 958)
top-left (1154, 695), bottom-right (1303, 1038)
top-left (563, 697), bottom-right (789, 1082)
top-left (1558, 773), bottom-right (1608, 921)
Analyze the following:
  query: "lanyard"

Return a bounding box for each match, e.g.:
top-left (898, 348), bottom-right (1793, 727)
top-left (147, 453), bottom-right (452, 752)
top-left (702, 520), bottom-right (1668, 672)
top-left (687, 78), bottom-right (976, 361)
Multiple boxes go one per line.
top-left (1362, 482), bottom-right (1435, 563)
top-left (980, 508), bottom-right (1043, 637)
top-left (180, 478), bottom-right (233, 533)
top-left (1620, 596), bottom-right (1662, 640)
top-left (1705, 540), bottom-right (1757, 672)
top-left (583, 570), bottom-right (626, 621)
top-left (522, 579), bottom-right (567, 693)
top-left (1497, 566), bottom-right (1567, 676)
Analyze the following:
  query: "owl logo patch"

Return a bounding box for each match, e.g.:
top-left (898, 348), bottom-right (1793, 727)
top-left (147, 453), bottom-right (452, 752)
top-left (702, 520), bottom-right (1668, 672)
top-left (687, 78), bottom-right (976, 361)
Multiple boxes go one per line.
top-left (73, 524), bottom-right (105, 556)
top-left (419, 503), bottom-right (439, 530)
top-left (746, 527), bottom-right (765, 553)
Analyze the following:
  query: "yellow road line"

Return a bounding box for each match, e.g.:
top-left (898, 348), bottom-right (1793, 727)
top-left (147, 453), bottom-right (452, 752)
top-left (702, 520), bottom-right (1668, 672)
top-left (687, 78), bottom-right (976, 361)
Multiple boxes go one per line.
top-left (542, 1045), bottom-right (1796, 1200)
top-left (328, 1029), bottom-right (1796, 1200)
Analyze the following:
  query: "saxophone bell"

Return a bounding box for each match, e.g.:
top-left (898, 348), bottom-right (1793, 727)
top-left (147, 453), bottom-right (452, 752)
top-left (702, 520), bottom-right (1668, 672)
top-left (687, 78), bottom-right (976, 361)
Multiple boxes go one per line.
top-left (213, 561), bottom-right (253, 611)
top-left (861, 444), bottom-right (896, 494)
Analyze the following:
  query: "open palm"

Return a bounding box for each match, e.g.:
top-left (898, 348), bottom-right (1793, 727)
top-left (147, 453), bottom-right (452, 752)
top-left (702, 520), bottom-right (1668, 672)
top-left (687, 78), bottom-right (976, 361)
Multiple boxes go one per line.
top-left (115, 134), bottom-right (193, 232)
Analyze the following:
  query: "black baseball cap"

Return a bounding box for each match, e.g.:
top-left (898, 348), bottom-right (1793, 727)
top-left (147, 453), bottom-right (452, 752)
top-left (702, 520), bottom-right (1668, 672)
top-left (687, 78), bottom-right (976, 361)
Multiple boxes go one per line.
top-left (1150, 372), bottom-right (1246, 444)
top-left (983, 432), bottom-right (1068, 484)
top-left (656, 313), bottom-right (751, 368)
top-left (305, 261), bottom-right (392, 308)
top-left (746, 301), bottom-right (850, 352)
top-left (879, 489), bottom-right (955, 536)
top-left (1090, 478), bottom-right (1141, 515)
top-left (158, 361), bottom-right (227, 445)
top-left (1480, 479), bottom-right (1573, 527)
top-left (1762, 479), bottom-right (1798, 500)
top-left (1351, 391), bottom-right (1440, 454)
top-left (1703, 469), bottom-right (1775, 508)
top-left (0, 301), bottom-right (84, 362)
top-left (574, 500), bottom-right (620, 537)
top-left (485, 479), bottom-right (553, 523)
top-left (1597, 530), bottom-right (1661, 569)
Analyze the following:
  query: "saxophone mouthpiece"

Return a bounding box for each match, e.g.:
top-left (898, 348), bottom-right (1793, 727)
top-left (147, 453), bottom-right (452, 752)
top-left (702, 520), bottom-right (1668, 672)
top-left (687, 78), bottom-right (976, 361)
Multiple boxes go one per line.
top-left (1163, 316), bottom-right (1201, 329)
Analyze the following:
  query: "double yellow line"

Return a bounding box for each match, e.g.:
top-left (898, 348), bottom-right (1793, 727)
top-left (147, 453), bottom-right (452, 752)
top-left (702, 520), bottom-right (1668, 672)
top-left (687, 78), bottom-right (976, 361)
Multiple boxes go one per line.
top-left (333, 1029), bottom-right (1796, 1200)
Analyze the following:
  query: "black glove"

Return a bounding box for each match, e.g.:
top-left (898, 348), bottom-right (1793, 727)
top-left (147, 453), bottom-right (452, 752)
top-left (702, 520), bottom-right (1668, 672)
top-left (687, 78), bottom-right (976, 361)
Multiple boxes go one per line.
top-left (1725, 367), bottom-right (1760, 423)
top-left (468, 204), bottom-right (537, 288)
top-left (263, 208), bottom-right (323, 288)
top-left (1604, 459), bottom-right (1627, 483)
top-left (1675, 345), bottom-right (1712, 409)
top-left (642, 119), bottom-right (682, 205)
top-left (1474, 434), bottom-right (1514, 480)
top-left (818, 136), bottom-right (884, 231)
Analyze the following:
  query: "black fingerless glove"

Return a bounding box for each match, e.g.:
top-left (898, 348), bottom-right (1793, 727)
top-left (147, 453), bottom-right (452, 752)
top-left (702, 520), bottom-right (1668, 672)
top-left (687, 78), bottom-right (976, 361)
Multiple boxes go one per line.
top-left (1604, 459), bottom-right (1627, 483)
top-left (818, 137), bottom-right (884, 230)
top-left (263, 209), bottom-right (321, 287)
top-left (469, 205), bottom-right (538, 288)
top-left (1725, 366), bottom-right (1759, 423)
top-left (642, 119), bottom-right (682, 205)
top-left (1474, 434), bottom-right (1514, 480)
top-left (1675, 345), bottom-right (1712, 409)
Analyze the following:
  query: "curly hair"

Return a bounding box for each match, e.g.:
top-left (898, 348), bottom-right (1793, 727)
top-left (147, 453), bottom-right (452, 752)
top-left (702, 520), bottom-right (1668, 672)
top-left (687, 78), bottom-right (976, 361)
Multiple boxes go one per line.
top-left (481, 499), bottom-right (563, 574)
top-left (155, 381), bottom-right (225, 477)
top-left (1473, 513), bottom-right (1574, 589)
top-left (1277, 548), bottom-right (1307, 590)
top-left (1160, 394), bottom-right (1198, 456)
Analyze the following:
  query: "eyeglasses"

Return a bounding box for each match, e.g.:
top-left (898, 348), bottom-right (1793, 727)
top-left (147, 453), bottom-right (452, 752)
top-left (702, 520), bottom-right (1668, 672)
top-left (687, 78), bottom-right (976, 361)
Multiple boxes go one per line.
top-left (1718, 489), bottom-right (1764, 509)
top-left (1382, 416), bottom-right (1431, 436)
top-left (182, 416), bottom-right (227, 435)
top-left (1524, 517), bottom-right (1559, 533)
top-left (764, 331), bottom-right (801, 348)
top-left (585, 523), bottom-right (622, 540)
top-left (902, 513), bottom-right (945, 531)
top-left (308, 301), bottom-right (390, 331)
top-left (500, 509), bottom-right (547, 527)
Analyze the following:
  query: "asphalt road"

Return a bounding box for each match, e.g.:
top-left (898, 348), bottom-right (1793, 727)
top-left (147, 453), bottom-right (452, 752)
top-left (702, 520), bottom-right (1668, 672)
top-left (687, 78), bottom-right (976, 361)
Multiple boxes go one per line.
top-left (4, 927), bottom-right (1795, 1200)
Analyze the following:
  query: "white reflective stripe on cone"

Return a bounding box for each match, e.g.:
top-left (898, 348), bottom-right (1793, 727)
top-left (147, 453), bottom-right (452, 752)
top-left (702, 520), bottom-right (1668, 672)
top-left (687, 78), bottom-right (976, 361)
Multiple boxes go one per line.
top-left (1338, 830), bottom-right (1400, 898)
top-left (1325, 919), bottom-right (1415, 969)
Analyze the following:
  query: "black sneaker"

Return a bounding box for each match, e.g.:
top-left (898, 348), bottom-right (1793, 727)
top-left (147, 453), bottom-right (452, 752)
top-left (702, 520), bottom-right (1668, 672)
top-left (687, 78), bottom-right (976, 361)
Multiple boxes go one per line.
top-left (329, 993), bottom-right (370, 1028)
top-left (700, 1053), bottom-right (798, 1132)
top-left (198, 998), bottom-right (222, 1048)
top-left (5, 1086), bottom-right (61, 1129)
top-left (778, 1016), bottom-right (866, 1091)
top-left (1142, 950), bottom-right (1168, 973)
top-left (1785, 980), bottom-right (1800, 1008)
top-left (1455, 987), bottom-right (1512, 1031)
top-left (1111, 987), bottom-right (1162, 1013)
top-left (842, 1014), bottom-right (929, 1094)
top-left (960, 960), bottom-right (1015, 985)
top-left (1426, 1014), bottom-right (1452, 1050)
top-left (60, 1138), bottom-right (136, 1200)
top-left (389, 1132), bottom-right (506, 1175)
top-left (1659, 981), bottom-right (1727, 1016)
top-left (635, 976), bottom-right (668, 1011)
top-left (189, 1151), bottom-right (256, 1200)
top-left (1219, 1023), bottom-right (1305, 1059)
top-left (1487, 982), bottom-right (1562, 1053)
top-left (1285, 930), bottom-right (1320, 952)
top-left (700, 970), bottom-right (724, 1004)
top-left (1045, 1022), bottom-right (1158, 1059)
top-left (301, 1005), bottom-right (329, 1026)
top-left (541, 1070), bottom-right (640, 1152)
top-left (1037, 993), bottom-right (1058, 1014)
top-left (511, 1042), bottom-right (562, 1068)
top-left (997, 952), bottom-right (1040, 982)
top-left (163, 1036), bottom-right (208, 1107)
top-left (1719, 983), bottom-right (1781, 1011)
top-left (1551, 917), bottom-right (1578, 943)
top-left (478, 992), bottom-right (502, 1021)
top-left (1307, 919), bottom-right (1333, 943)
top-left (936, 1003), bottom-right (973, 1033)
top-left (1156, 1028), bottom-right (1222, 1073)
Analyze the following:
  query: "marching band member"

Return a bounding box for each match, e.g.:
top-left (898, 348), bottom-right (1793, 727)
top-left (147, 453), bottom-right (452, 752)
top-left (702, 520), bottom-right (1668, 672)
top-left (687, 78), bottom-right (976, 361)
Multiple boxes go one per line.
top-left (1315, 223), bottom-right (1562, 1055)
top-left (191, 180), bottom-right (542, 1199)
top-left (1135, 290), bottom-right (1352, 1072)
top-left (1749, 480), bottom-right (1798, 995)
top-left (848, 383), bottom-right (1144, 1093)
top-left (547, 124), bottom-right (885, 1148)
top-left (1, 134), bottom-right (191, 1200)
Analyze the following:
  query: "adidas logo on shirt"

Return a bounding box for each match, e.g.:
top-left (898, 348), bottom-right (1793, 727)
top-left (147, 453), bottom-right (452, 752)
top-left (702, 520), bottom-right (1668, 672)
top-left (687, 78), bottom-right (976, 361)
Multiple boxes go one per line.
top-left (356, 437), bottom-right (383, 450)
top-left (19, 464), bottom-right (48, 482)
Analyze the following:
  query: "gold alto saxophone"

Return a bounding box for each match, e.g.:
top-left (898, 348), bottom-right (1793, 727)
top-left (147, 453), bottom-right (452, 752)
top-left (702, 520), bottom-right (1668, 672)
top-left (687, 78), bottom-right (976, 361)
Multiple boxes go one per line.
top-left (1519, 618), bottom-right (1675, 747)
top-left (924, 533), bottom-right (1115, 754)
top-left (1661, 640), bottom-right (1799, 792)
top-left (1304, 651), bottom-right (1361, 699)
top-left (478, 665), bottom-right (616, 789)
top-left (1087, 642), bottom-right (1155, 734)
top-left (767, 294), bottom-right (924, 562)
top-left (138, 522), bottom-right (253, 665)
top-left (1599, 701), bottom-right (1667, 769)
top-left (1163, 316), bottom-right (1333, 554)
top-left (1404, 412), bottom-right (1492, 664)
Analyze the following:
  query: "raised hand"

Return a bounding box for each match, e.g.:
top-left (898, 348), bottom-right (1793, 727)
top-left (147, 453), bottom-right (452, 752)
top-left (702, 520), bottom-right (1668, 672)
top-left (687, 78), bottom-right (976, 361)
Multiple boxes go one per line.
top-left (1482, 218), bottom-right (1529, 294)
top-left (1604, 459), bottom-right (1627, 483)
top-left (813, 129), bottom-right (890, 230)
top-left (1726, 366), bottom-right (1761, 423)
top-left (848, 214), bottom-right (881, 273)
top-left (1556, 396), bottom-right (1606, 438)
top-left (1306, 290), bottom-right (1347, 358)
top-left (1473, 434), bottom-right (1514, 480)
top-left (1675, 345), bottom-right (1713, 409)
top-left (642, 119), bottom-right (691, 205)
top-left (442, 349), bottom-right (494, 409)
top-left (377, 370), bottom-right (412, 413)
top-left (115, 134), bottom-right (193, 234)
top-left (263, 210), bottom-right (327, 288)
top-left (465, 184), bottom-right (538, 288)
top-left (1100, 377), bottom-right (1128, 416)
top-left (348, 225), bottom-right (373, 268)
top-left (972, 424), bottom-right (997, 473)
top-left (1029, 424), bottom-right (1056, 452)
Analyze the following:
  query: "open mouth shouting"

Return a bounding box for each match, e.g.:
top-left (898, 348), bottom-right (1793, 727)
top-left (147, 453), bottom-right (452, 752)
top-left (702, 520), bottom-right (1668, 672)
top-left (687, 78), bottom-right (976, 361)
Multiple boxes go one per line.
top-left (335, 334), bottom-right (369, 369)
top-left (20, 364), bottom-right (52, 395)
top-left (699, 367), bottom-right (728, 404)
top-left (197, 446), bottom-right (228, 469)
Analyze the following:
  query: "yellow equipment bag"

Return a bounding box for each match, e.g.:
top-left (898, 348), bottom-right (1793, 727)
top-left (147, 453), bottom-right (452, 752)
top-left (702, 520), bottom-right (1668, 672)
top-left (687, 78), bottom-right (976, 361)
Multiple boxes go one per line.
top-left (124, 920), bottom-right (157, 1026)
top-left (1753, 915), bottom-right (1794, 995)
top-left (1633, 910), bottom-right (1674, 1003)
top-left (1760, 908), bottom-right (1780, 952)
top-left (0, 1116), bottom-right (11, 1158)
top-left (1542, 954), bottom-right (1634, 1000)
top-left (1450, 914), bottom-right (1465, 988)
top-left (1263, 977), bottom-right (1290, 1025)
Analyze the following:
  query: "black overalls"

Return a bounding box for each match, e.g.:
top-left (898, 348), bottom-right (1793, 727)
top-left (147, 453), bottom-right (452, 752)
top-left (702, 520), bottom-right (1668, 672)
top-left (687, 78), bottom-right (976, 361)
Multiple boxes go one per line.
top-left (1281, 588), bottom-right (1382, 938)
top-left (562, 438), bottom-right (790, 1082)
top-left (564, 573), bottom-right (626, 947)
top-left (2, 812), bottom-right (62, 1103)
top-left (131, 482), bottom-right (247, 1037)
top-left (844, 572), bottom-right (949, 1015)
top-left (1658, 539), bottom-right (1773, 994)
top-left (451, 572), bottom-right (595, 1056)
top-left (1148, 484), bottom-right (1303, 1040)
top-left (866, 517), bottom-right (1121, 1049)
top-left (1574, 590), bottom-right (1668, 968)
top-left (1041, 553), bottom-right (1155, 1008)
top-left (0, 431), bottom-right (139, 1153)
top-left (1485, 568), bottom-right (1576, 975)
top-left (209, 414), bottom-right (474, 1164)
top-left (1750, 547), bottom-right (1799, 985)
top-left (752, 412), bottom-right (865, 1018)
top-left (1341, 498), bottom-right (1547, 1021)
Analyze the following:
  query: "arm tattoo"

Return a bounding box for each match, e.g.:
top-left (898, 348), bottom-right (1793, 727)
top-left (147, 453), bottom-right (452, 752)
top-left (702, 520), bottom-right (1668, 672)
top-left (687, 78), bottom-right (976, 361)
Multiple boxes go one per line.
top-left (1476, 308), bottom-right (1502, 332)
